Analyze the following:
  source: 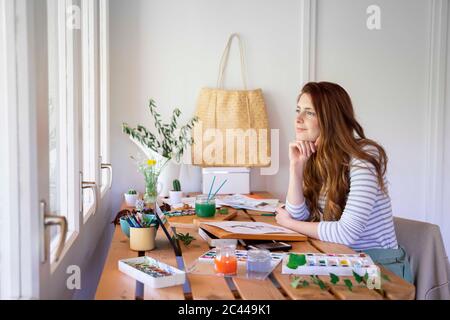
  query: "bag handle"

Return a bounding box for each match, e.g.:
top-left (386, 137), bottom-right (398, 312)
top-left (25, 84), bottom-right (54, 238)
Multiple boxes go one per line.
top-left (216, 33), bottom-right (248, 89)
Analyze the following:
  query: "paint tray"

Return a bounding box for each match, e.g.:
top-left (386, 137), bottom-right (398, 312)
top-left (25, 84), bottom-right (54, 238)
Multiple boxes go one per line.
top-left (118, 256), bottom-right (186, 288)
top-left (281, 252), bottom-right (377, 276)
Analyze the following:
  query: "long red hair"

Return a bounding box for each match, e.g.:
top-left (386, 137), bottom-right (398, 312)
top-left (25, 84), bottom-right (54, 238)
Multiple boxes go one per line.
top-left (300, 82), bottom-right (388, 222)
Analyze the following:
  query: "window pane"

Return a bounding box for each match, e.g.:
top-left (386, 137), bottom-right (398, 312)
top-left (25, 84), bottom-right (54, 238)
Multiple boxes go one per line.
top-left (48, 96), bottom-right (59, 218)
top-left (81, 0), bottom-right (98, 216)
top-left (47, 0), bottom-right (68, 241)
top-left (48, 0), bottom-right (59, 244)
top-left (99, 0), bottom-right (109, 193)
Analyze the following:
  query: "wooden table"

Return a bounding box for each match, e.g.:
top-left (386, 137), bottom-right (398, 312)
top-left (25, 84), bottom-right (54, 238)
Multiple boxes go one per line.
top-left (95, 193), bottom-right (415, 300)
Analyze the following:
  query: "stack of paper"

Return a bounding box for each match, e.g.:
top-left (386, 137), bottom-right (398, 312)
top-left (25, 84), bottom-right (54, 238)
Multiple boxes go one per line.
top-left (201, 221), bottom-right (296, 235)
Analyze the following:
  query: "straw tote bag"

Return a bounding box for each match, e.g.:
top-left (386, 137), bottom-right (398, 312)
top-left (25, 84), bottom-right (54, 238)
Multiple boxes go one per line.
top-left (192, 33), bottom-right (271, 167)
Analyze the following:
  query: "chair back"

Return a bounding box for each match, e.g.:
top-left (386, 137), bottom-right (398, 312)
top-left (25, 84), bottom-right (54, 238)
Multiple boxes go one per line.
top-left (394, 217), bottom-right (450, 299)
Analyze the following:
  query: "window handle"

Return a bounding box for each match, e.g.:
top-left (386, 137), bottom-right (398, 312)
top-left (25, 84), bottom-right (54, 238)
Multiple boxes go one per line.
top-left (101, 163), bottom-right (112, 190)
top-left (40, 201), bottom-right (68, 263)
top-left (82, 181), bottom-right (98, 215)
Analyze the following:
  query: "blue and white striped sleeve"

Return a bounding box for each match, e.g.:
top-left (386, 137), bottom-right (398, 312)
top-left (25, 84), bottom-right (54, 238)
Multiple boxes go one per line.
top-left (317, 158), bottom-right (379, 246)
top-left (285, 199), bottom-right (310, 221)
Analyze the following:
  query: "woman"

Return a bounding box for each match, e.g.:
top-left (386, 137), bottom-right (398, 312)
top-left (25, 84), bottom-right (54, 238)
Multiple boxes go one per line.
top-left (276, 81), bottom-right (412, 282)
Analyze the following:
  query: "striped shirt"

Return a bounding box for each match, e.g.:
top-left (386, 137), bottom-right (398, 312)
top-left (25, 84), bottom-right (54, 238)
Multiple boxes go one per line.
top-left (286, 150), bottom-right (398, 251)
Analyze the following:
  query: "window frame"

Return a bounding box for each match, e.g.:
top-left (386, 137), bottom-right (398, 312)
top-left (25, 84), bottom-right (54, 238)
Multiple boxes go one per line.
top-left (99, 0), bottom-right (110, 197)
top-left (0, 0), bottom-right (21, 299)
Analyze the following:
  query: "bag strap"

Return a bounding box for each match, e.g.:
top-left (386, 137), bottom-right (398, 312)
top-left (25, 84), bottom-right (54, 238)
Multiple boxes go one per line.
top-left (216, 33), bottom-right (248, 89)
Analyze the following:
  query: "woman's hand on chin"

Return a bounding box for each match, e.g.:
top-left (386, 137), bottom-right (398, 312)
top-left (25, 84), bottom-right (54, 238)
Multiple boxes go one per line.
top-left (275, 207), bottom-right (294, 228)
top-left (289, 140), bottom-right (316, 173)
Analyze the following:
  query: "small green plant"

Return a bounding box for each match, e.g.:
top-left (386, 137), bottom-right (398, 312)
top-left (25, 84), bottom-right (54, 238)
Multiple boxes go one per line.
top-left (127, 189), bottom-right (137, 195)
top-left (172, 179), bottom-right (181, 192)
top-left (176, 232), bottom-right (195, 246)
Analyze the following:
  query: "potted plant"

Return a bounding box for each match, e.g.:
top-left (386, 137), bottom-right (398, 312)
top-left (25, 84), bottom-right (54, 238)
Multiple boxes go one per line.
top-left (124, 188), bottom-right (139, 206)
top-left (122, 99), bottom-right (198, 197)
top-left (169, 179), bottom-right (184, 205)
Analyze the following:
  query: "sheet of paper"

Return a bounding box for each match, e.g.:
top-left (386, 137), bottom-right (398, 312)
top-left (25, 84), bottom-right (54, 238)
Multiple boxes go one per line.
top-left (163, 194), bottom-right (280, 211)
top-left (201, 221), bottom-right (297, 235)
top-left (215, 194), bottom-right (279, 212)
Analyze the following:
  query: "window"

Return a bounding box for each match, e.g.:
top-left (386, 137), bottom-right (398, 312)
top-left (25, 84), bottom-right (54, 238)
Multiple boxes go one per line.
top-left (1, 0), bottom-right (110, 298)
top-left (81, 0), bottom-right (100, 219)
top-left (47, 0), bottom-right (77, 240)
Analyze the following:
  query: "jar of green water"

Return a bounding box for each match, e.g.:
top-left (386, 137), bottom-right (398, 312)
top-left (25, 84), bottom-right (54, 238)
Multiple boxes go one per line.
top-left (195, 195), bottom-right (216, 217)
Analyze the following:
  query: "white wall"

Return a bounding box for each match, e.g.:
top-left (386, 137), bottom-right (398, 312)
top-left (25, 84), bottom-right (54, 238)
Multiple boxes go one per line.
top-left (316, 0), bottom-right (430, 221)
top-left (443, 2), bottom-right (450, 255)
top-left (110, 0), bottom-right (302, 211)
top-left (0, 0), bottom-right (8, 298)
top-left (110, 0), bottom-right (450, 251)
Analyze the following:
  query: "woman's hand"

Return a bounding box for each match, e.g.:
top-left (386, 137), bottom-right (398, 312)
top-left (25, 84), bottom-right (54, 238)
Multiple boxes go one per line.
top-left (275, 207), bottom-right (320, 239)
top-left (275, 207), bottom-right (294, 228)
top-left (289, 139), bottom-right (318, 173)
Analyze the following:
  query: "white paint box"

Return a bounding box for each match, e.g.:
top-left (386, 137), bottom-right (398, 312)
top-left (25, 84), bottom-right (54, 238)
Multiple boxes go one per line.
top-left (202, 167), bottom-right (250, 195)
top-left (281, 252), bottom-right (376, 276)
top-left (118, 256), bottom-right (186, 288)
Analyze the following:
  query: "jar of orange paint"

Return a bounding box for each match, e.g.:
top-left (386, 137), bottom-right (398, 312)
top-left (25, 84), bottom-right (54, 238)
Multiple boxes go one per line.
top-left (214, 244), bottom-right (237, 275)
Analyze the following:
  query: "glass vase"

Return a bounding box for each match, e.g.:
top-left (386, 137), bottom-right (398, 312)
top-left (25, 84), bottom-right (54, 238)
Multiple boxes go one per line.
top-left (143, 174), bottom-right (159, 206)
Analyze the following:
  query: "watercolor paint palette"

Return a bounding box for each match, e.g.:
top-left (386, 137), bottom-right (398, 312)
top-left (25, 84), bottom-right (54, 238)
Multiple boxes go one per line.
top-left (164, 209), bottom-right (196, 217)
top-left (118, 256), bottom-right (186, 288)
top-left (281, 252), bottom-right (376, 276)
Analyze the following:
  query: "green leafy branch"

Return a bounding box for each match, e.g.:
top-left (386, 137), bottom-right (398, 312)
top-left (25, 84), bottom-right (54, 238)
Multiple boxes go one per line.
top-left (290, 276), bottom-right (309, 288)
top-left (176, 232), bottom-right (196, 246)
top-left (290, 273), bottom-right (358, 292)
top-left (122, 99), bottom-right (198, 162)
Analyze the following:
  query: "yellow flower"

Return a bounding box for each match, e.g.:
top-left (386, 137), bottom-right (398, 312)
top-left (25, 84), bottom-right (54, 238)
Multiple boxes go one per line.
top-left (147, 159), bottom-right (156, 166)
